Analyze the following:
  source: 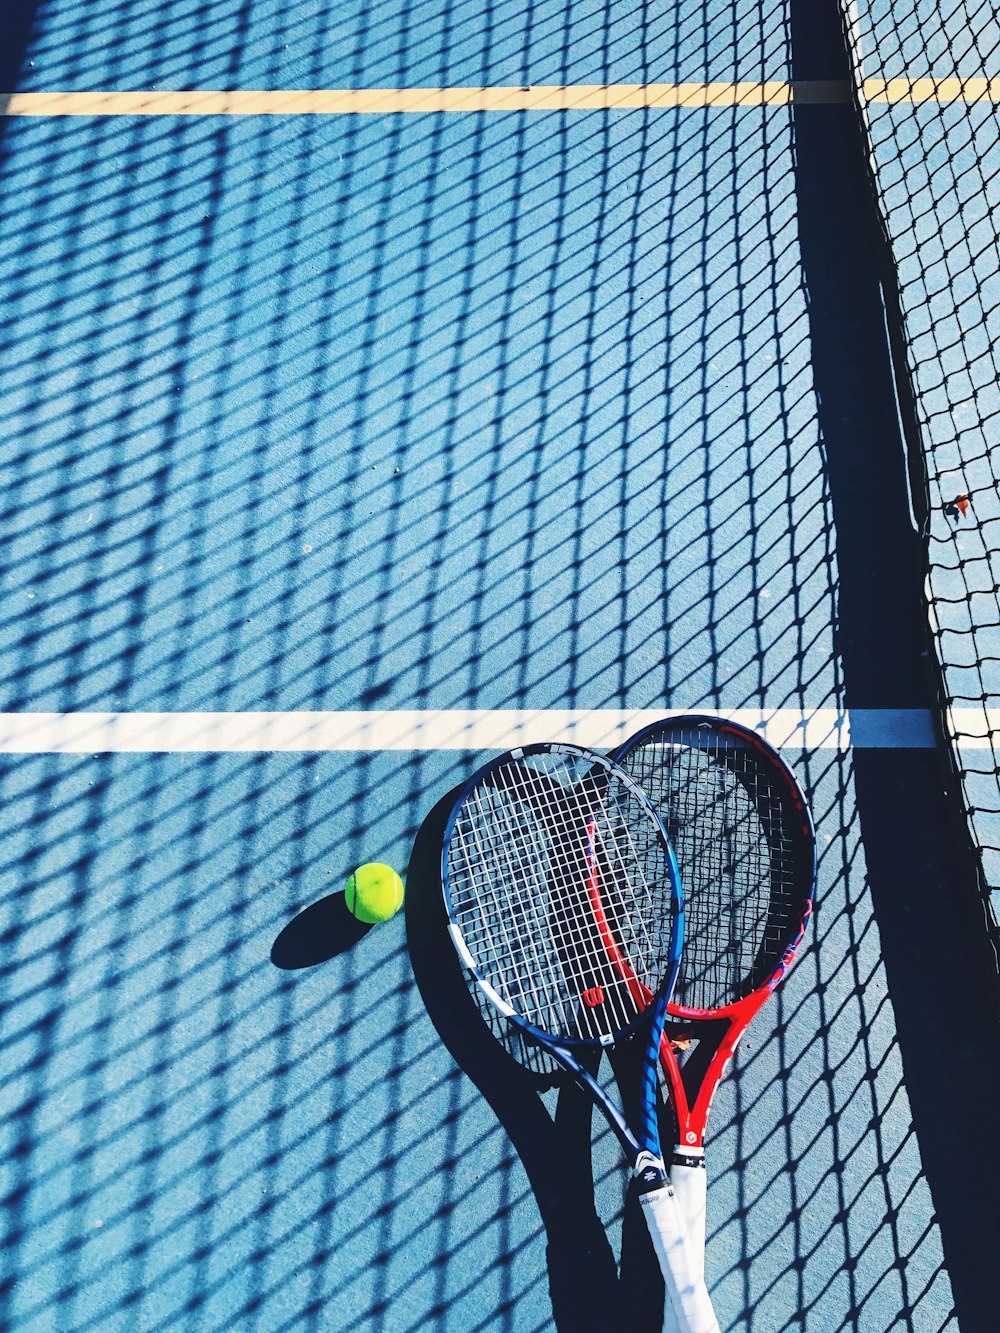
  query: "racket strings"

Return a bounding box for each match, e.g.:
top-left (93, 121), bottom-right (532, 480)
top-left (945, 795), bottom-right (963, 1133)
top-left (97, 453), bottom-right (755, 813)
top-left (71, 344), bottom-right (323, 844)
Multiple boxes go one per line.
top-left (454, 779), bottom-right (626, 1039)
top-left (447, 750), bottom-right (676, 1043)
top-left (455, 766), bottom-right (640, 1038)
top-left (624, 732), bottom-right (802, 1010)
top-left (499, 761), bottom-right (635, 1032)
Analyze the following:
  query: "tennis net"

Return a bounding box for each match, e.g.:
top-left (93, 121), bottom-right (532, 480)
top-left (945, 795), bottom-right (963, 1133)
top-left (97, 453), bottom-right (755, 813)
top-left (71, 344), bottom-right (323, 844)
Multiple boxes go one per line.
top-left (837, 0), bottom-right (1000, 971)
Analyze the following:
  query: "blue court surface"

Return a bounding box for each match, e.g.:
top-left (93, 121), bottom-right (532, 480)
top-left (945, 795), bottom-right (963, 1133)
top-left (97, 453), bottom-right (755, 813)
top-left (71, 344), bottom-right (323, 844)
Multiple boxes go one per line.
top-left (2, 1), bottom-right (1000, 1330)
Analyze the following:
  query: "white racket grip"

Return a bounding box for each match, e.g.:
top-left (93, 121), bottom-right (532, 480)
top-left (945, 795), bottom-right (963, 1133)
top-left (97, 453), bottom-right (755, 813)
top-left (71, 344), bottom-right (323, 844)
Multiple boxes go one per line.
top-left (661, 1160), bottom-right (706, 1333)
top-left (639, 1185), bottom-right (720, 1333)
top-left (671, 1159), bottom-right (707, 1287)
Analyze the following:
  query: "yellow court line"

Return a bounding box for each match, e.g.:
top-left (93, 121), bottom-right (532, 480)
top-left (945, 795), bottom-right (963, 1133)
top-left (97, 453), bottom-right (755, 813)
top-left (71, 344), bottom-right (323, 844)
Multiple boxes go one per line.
top-left (862, 76), bottom-right (1000, 103)
top-left (0, 78), bottom-right (995, 118)
top-left (1, 82), bottom-right (844, 117)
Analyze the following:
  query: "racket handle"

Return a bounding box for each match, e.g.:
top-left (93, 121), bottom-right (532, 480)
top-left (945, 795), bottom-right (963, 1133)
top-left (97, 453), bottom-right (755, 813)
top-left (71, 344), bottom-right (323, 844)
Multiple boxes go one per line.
top-left (671, 1153), bottom-right (707, 1286)
top-left (659, 1153), bottom-right (706, 1332)
top-left (639, 1182), bottom-right (720, 1333)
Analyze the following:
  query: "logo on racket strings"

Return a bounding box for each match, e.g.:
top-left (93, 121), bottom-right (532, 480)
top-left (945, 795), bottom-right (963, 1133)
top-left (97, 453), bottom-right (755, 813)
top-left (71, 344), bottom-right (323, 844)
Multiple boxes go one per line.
top-left (582, 987), bottom-right (605, 1007)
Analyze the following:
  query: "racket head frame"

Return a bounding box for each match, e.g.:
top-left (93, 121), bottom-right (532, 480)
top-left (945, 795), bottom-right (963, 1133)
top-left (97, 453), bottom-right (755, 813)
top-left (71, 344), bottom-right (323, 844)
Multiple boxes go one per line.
top-left (441, 741), bottom-right (685, 1054)
top-left (611, 714), bottom-right (816, 1148)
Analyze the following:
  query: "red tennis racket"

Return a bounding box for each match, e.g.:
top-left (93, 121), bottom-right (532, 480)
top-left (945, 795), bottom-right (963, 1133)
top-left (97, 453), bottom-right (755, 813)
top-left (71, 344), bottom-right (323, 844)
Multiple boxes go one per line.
top-left (611, 715), bottom-right (816, 1320)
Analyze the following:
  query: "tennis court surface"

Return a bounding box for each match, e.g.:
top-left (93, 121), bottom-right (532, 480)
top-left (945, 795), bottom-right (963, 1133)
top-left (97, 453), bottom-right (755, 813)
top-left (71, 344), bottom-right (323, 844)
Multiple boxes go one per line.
top-left (2, 0), bottom-right (1000, 1329)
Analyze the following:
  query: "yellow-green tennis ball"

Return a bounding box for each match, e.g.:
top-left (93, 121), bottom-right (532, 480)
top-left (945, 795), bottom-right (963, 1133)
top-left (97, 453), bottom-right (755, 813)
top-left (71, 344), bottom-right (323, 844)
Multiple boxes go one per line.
top-left (345, 863), bottom-right (404, 923)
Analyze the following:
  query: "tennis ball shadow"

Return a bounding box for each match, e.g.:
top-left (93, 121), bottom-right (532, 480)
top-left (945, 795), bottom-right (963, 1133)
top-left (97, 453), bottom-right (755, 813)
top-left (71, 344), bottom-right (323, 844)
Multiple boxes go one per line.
top-left (270, 892), bottom-right (371, 969)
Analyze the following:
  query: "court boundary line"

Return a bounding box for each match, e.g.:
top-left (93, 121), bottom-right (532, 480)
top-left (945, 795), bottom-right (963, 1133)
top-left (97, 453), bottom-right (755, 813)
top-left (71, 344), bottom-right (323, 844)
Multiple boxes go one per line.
top-left (1, 81), bottom-right (995, 119)
top-left (0, 707), bottom-right (980, 753)
top-left (0, 84), bottom-right (846, 116)
top-left (2, 79), bottom-right (992, 119)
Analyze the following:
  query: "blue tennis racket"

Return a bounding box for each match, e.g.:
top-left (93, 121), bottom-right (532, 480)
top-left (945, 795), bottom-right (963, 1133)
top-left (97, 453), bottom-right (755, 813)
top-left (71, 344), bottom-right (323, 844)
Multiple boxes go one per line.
top-left (441, 742), bottom-right (720, 1333)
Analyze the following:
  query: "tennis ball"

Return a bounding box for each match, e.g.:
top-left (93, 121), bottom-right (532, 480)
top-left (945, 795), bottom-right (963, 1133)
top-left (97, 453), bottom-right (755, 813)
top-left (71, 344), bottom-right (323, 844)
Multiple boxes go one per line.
top-left (345, 863), bottom-right (404, 924)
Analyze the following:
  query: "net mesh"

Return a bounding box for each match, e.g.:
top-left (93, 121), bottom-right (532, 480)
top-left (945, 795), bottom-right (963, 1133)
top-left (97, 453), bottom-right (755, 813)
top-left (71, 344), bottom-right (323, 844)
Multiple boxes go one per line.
top-left (837, 0), bottom-right (1000, 958)
top-left (444, 747), bottom-right (677, 1044)
top-left (617, 725), bottom-right (810, 1010)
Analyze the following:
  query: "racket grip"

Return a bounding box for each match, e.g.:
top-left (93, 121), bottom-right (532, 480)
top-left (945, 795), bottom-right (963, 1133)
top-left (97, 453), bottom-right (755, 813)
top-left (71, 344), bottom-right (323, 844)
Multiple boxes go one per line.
top-left (639, 1182), bottom-right (720, 1333)
top-left (671, 1153), bottom-right (707, 1286)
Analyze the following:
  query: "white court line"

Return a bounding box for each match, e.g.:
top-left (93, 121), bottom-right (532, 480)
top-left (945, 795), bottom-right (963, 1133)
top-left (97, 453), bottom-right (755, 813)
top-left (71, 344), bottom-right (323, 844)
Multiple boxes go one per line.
top-left (0, 707), bottom-right (978, 754)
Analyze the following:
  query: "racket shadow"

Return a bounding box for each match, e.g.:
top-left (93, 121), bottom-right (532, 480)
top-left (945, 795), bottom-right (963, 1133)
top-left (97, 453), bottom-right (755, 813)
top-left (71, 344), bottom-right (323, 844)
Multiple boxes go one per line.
top-left (406, 788), bottom-right (664, 1333)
